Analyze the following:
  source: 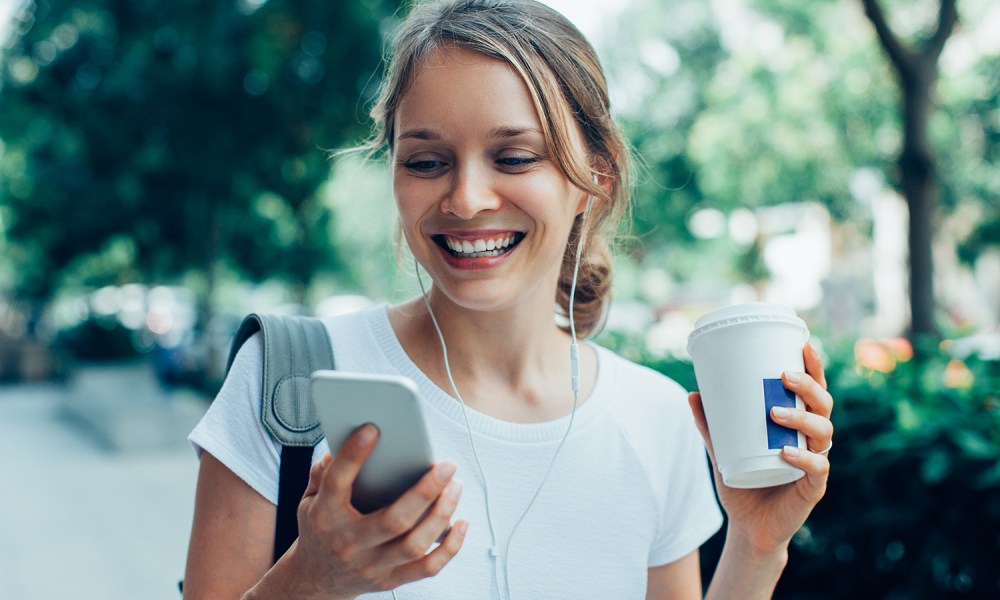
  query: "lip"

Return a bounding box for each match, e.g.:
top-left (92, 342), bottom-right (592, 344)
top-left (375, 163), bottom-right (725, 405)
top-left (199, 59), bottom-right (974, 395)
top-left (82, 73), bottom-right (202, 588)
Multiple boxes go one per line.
top-left (437, 245), bottom-right (517, 270)
top-left (429, 229), bottom-right (525, 271)
top-left (432, 229), bottom-right (522, 240)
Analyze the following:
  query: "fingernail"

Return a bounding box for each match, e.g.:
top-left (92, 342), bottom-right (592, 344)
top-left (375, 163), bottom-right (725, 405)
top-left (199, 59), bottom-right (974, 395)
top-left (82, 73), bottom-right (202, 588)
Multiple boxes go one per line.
top-left (436, 461), bottom-right (457, 484)
top-left (444, 479), bottom-right (463, 499)
top-left (457, 521), bottom-right (470, 536)
top-left (784, 445), bottom-right (800, 458)
top-left (323, 453), bottom-right (332, 465)
top-left (772, 406), bottom-right (790, 419)
top-left (356, 424), bottom-right (378, 447)
top-left (784, 371), bottom-right (802, 383)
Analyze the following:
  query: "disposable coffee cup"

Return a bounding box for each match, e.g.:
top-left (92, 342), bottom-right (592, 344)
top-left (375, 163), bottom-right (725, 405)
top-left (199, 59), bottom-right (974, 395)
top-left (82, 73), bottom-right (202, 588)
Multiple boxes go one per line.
top-left (687, 303), bottom-right (810, 489)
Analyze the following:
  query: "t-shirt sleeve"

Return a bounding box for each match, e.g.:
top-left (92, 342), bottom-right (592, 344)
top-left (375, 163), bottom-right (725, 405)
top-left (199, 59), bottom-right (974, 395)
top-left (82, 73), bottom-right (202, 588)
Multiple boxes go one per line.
top-left (648, 399), bottom-right (725, 567)
top-left (187, 332), bottom-right (283, 505)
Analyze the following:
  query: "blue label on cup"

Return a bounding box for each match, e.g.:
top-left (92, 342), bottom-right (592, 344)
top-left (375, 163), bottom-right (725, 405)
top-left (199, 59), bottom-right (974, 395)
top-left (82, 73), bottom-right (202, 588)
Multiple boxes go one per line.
top-left (763, 378), bottom-right (797, 449)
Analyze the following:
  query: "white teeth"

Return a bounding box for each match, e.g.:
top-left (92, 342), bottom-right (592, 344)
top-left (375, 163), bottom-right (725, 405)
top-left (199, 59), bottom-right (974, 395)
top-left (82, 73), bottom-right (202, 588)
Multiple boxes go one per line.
top-left (443, 234), bottom-right (519, 256)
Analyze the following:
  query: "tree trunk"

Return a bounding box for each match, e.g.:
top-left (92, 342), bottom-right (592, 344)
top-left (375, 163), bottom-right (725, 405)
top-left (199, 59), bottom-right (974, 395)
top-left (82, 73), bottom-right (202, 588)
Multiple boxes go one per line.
top-left (899, 63), bottom-right (939, 339)
top-left (860, 0), bottom-right (957, 343)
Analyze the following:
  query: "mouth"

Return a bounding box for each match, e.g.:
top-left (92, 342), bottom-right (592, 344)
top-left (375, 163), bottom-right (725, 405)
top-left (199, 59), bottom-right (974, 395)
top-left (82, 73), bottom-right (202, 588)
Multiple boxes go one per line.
top-left (431, 232), bottom-right (526, 259)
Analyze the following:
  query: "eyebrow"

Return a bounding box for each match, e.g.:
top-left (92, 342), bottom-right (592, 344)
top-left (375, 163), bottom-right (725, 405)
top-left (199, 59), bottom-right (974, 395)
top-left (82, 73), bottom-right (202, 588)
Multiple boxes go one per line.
top-left (397, 129), bottom-right (440, 141)
top-left (487, 126), bottom-right (543, 139)
top-left (396, 126), bottom-right (543, 142)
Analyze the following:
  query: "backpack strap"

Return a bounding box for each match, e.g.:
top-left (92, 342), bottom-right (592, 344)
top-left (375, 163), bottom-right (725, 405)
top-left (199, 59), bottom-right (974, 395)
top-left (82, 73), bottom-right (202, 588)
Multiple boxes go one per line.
top-left (226, 313), bottom-right (334, 564)
top-left (227, 314), bottom-right (334, 447)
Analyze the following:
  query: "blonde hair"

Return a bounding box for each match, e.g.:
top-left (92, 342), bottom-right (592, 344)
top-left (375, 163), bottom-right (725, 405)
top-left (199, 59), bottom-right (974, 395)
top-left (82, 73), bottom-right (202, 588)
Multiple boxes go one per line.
top-left (368, 0), bottom-right (631, 337)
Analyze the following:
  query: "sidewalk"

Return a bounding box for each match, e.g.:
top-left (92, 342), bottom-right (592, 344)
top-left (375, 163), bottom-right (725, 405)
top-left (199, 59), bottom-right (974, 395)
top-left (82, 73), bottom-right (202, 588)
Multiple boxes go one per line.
top-left (0, 363), bottom-right (208, 600)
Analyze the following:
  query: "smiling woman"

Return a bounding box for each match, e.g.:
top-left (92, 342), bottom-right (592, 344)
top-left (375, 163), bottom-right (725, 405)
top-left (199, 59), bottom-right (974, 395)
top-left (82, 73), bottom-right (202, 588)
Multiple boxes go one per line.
top-left (183, 2), bottom-right (834, 599)
top-left (368, 4), bottom-right (631, 337)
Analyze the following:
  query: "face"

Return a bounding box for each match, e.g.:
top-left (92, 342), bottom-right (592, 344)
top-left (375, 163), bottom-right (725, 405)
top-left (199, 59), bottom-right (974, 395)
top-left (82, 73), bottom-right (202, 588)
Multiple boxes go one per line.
top-left (392, 46), bottom-right (590, 314)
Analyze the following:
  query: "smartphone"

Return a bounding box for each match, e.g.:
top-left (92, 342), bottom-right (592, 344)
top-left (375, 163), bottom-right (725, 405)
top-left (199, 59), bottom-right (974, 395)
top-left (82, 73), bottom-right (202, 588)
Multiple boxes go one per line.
top-left (310, 370), bottom-right (435, 514)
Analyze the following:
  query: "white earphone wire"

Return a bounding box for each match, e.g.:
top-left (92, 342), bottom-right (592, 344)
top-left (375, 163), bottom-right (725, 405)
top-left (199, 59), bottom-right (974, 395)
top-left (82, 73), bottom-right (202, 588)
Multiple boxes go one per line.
top-left (405, 192), bottom-right (594, 599)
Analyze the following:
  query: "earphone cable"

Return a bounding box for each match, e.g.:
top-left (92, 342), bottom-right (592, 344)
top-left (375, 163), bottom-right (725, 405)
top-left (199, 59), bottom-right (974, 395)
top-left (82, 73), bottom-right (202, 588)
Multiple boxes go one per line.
top-left (414, 261), bottom-right (580, 600)
top-left (408, 194), bottom-right (593, 599)
top-left (415, 263), bottom-right (502, 561)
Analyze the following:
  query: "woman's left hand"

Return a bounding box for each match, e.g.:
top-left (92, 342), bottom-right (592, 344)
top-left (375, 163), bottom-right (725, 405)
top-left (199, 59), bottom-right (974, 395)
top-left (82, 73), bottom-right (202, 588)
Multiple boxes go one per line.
top-left (688, 342), bottom-right (833, 555)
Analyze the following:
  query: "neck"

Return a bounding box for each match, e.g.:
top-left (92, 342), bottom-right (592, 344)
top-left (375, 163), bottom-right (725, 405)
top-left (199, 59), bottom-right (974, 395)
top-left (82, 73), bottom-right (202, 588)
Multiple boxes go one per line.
top-left (389, 287), bottom-right (583, 422)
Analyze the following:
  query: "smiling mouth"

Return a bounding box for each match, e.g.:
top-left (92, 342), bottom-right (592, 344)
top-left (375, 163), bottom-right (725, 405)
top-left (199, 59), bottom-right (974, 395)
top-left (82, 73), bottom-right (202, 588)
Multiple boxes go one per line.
top-left (432, 232), bottom-right (526, 258)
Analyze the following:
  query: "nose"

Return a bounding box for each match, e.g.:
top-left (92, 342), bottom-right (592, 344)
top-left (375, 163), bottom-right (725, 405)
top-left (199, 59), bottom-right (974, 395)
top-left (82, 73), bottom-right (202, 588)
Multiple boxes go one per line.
top-left (441, 162), bottom-right (501, 219)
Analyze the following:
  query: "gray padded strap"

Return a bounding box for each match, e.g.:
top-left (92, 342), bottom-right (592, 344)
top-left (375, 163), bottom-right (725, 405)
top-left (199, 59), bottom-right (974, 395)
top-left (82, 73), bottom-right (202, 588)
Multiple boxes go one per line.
top-left (227, 313), bottom-right (334, 447)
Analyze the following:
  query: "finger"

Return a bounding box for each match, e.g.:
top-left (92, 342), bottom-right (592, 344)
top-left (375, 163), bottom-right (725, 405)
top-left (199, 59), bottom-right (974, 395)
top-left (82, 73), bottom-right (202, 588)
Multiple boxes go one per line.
top-left (364, 461), bottom-right (457, 544)
top-left (780, 446), bottom-right (829, 502)
top-left (381, 479), bottom-right (463, 566)
top-left (803, 343), bottom-right (828, 390)
top-left (303, 453), bottom-right (333, 499)
top-left (687, 392), bottom-right (717, 465)
top-left (769, 406), bottom-right (834, 451)
top-left (321, 424), bottom-right (380, 504)
top-left (386, 520), bottom-right (469, 587)
top-left (782, 370), bottom-right (834, 417)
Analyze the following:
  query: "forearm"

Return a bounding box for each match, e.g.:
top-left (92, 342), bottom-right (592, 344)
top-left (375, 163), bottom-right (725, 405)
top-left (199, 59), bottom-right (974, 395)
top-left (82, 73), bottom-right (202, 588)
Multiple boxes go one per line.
top-left (239, 547), bottom-right (353, 600)
top-left (239, 562), bottom-right (303, 600)
top-left (705, 526), bottom-right (788, 600)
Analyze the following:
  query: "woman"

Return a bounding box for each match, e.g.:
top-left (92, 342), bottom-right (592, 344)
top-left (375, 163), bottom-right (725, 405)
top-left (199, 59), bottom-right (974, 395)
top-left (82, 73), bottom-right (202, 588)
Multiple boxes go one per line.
top-left (183, 1), bottom-right (834, 598)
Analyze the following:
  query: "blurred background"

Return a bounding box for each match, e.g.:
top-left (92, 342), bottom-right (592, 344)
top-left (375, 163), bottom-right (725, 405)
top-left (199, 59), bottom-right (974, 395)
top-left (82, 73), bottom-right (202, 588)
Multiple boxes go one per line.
top-left (0, 0), bottom-right (997, 598)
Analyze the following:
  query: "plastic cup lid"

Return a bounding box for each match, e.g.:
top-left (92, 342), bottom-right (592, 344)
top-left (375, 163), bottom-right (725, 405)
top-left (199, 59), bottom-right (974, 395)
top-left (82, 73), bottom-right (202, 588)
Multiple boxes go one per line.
top-left (688, 302), bottom-right (808, 350)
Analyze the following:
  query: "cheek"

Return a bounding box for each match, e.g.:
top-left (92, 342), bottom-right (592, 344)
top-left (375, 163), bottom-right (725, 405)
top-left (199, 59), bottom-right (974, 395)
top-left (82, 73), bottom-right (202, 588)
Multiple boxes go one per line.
top-left (393, 180), bottom-right (428, 226)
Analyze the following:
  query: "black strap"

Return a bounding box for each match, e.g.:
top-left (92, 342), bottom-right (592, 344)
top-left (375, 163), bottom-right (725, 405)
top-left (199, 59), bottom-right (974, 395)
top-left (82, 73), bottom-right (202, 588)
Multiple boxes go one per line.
top-left (274, 445), bottom-right (315, 564)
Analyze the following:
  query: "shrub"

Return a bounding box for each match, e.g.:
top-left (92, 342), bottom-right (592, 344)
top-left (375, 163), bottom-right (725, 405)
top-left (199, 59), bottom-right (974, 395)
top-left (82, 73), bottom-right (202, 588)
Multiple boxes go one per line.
top-left (605, 333), bottom-right (1000, 598)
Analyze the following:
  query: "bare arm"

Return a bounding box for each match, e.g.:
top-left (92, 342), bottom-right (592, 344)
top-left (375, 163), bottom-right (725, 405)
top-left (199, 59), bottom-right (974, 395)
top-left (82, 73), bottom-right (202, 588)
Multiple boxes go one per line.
top-left (705, 529), bottom-right (787, 600)
top-left (184, 426), bottom-right (468, 600)
top-left (183, 451), bottom-right (275, 598)
top-left (646, 549), bottom-right (702, 600)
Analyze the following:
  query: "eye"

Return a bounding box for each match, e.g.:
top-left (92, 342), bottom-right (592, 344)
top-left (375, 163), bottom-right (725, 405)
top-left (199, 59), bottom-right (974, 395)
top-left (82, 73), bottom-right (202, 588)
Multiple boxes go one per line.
top-left (496, 156), bottom-right (539, 171)
top-left (401, 159), bottom-right (447, 174)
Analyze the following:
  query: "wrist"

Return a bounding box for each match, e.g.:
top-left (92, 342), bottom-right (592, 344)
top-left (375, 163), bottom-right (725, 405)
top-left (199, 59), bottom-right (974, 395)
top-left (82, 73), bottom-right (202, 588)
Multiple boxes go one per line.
top-left (241, 545), bottom-right (353, 600)
top-left (725, 523), bottom-right (791, 563)
top-left (705, 525), bottom-right (788, 600)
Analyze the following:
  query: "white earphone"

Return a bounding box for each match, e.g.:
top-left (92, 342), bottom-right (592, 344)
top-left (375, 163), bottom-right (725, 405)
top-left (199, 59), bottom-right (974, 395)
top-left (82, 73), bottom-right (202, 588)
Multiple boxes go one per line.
top-left (569, 178), bottom-right (598, 396)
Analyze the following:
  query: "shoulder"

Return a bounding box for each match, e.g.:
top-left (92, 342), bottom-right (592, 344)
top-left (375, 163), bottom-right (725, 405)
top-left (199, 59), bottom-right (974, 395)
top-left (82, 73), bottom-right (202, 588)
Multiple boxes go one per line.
top-left (320, 304), bottom-right (399, 373)
top-left (594, 345), bottom-right (701, 466)
top-left (321, 303), bottom-right (387, 346)
top-left (595, 345), bottom-right (690, 418)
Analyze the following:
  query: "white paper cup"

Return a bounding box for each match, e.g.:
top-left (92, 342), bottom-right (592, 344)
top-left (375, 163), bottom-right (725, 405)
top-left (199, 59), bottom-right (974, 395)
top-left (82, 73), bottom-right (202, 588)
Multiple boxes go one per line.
top-left (687, 303), bottom-right (810, 488)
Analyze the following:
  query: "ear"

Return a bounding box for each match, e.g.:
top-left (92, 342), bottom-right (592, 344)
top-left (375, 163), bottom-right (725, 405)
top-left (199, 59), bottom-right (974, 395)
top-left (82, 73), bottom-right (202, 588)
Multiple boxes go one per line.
top-left (575, 165), bottom-right (610, 217)
top-left (575, 190), bottom-right (594, 217)
top-left (575, 195), bottom-right (597, 219)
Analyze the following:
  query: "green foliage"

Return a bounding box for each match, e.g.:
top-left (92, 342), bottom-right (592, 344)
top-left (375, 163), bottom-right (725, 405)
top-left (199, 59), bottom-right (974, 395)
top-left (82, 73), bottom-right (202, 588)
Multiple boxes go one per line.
top-left (773, 345), bottom-right (1000, 598)
top-left (604, 331), bottom-right (1000, 598)
top-left (603, 0), bottom-right (726, 252)
top-left (600, 0), bottom-right (1000, 313)
top-left (0, 0), bottom-right (399, 301)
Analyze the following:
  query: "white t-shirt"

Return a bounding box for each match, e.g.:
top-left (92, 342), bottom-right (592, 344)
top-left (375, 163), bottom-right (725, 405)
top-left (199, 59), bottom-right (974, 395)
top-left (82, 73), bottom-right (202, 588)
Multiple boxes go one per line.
top-left (189, 305), bottom-right (723, 599)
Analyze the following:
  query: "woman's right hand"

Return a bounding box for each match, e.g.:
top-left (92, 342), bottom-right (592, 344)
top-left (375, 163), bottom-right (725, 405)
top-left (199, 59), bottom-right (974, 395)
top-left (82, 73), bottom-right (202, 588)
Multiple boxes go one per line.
top-left (268, 424), bottom-right (468, 599)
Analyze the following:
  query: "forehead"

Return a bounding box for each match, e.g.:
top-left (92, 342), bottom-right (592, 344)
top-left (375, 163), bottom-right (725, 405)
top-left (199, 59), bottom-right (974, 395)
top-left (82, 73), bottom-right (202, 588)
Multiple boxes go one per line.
top-left (394, 46), bottom-right (543, 138)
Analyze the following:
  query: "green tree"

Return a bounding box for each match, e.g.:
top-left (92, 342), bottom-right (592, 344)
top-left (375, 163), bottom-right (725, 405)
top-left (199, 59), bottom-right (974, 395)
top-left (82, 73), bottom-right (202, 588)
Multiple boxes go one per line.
top-left (605, 0), bottom-right (997, 339)
top-left (0, 0), bottom-right (399, 307)
top-left (601, 0), bottom-right (727, 255)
